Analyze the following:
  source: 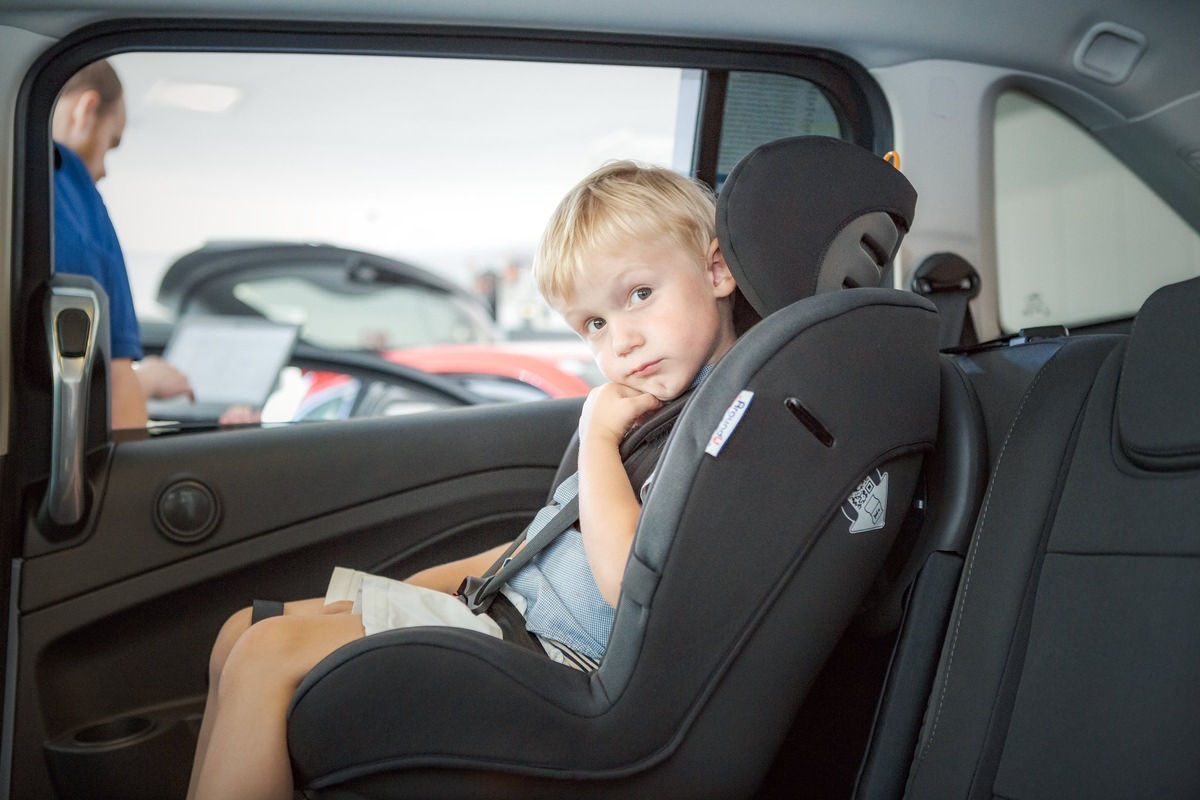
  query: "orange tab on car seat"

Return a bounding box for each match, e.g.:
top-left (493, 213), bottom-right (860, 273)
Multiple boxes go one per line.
top-left (884, 151), bottom-right (901, 170)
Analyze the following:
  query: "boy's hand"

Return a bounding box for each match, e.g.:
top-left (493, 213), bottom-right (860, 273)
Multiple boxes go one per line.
top-left (579, 382), bottom-right (663, 448)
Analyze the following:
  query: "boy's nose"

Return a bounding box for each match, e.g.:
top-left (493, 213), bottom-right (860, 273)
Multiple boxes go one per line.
top-left (611, 322), bottom-right (642, 357)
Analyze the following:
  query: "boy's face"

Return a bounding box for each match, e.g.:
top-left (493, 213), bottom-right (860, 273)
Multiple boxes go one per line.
top-left (554, 236), bottom-right (738, 401)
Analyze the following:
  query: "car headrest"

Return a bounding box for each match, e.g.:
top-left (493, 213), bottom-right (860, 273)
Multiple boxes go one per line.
top-left (1117, 275), bottom-right (1200, 471)
top-left (716, 136), bottom-right (918, 331)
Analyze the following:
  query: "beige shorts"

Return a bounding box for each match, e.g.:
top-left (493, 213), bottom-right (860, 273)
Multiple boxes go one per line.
top-left (324, 566), bottom-right (502, 638)
top-left (323, 567), bottom-right (595, 671)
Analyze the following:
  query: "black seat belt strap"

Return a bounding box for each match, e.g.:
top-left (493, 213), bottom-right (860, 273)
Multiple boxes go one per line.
top-left (911, 252), bottom-right (981, 349)
top-left (458, 389), bottom-right (690, 615)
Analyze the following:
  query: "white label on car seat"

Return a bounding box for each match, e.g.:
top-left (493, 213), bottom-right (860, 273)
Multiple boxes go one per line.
top-left (843, 470), bottom-right (888, 533)
top-left (706, 390), bottom-right (754, 456)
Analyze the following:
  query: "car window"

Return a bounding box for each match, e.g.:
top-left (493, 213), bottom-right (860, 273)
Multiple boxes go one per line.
top-left (90, 51), bottom-right (862, 422)
top-left (994, 90), bottom-right (1200, 332)
top-left (230, 275), bottom-right (493, 350)
top-left (104, 53), bottom-right (686, 337)
top-left (717, 71), bottom-right (842, 186)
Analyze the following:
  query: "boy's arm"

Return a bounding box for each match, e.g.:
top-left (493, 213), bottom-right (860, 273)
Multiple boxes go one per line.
top-left (577, 383), bottom-right (662, 607)
top-left (405, 542), bottom-right (510, 593)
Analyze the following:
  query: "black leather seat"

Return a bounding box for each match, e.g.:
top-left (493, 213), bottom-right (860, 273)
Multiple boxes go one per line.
top-left (862, 275), bottom-right (1200, 799)
top-left (286, 137), bottom-right (941, 799)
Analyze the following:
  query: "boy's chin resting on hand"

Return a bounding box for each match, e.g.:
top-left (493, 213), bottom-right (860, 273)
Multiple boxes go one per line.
top-left (579, 383), bottom-right (663, 446)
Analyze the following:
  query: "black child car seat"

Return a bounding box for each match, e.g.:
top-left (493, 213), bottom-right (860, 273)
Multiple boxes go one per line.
top-left (285, 137), bottom-right (941, 799)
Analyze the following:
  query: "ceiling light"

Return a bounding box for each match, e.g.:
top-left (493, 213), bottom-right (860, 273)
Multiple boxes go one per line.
top-left (144, 79), bottom-right (242, 113)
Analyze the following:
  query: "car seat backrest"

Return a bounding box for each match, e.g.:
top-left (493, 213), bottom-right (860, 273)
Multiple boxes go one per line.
top-left (902, 275), bottom-right (1200, 799)
top-left (710, 139), bottom-right (985, 800)
top-left (717, 135), bottom-right (917, 332)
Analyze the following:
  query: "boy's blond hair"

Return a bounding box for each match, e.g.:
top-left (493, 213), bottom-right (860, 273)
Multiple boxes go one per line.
top-left (534, 161), bottom-right (717, 303)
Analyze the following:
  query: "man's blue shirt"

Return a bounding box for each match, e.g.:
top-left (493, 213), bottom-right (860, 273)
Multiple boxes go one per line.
top-left (54, 143), bottom-right (142, 360)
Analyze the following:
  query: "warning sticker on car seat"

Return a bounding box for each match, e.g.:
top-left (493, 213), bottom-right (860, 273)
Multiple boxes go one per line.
top-left (705, 390), bottom-right (754, 456)
top-left (843, 469), bottom-right (888, 533)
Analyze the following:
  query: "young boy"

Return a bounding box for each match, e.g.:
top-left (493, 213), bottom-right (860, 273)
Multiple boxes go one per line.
top-left (187, 160), bottom-right (739, 800)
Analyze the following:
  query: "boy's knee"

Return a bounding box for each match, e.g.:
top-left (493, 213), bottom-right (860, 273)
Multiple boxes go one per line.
top-left (209, 605), bottom-right (254, 679)
top-left (219, 620), bottom-right (278, 692)
top-left (219, 616), bottom-right (310, 689)
top-left (219, 613), bottom-right (362, 699)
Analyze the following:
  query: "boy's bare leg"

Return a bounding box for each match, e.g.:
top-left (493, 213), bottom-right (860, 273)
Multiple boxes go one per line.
top-left (187, 598), bottom-right (353, 800)
top-left (192, 611), bottom-right (366, 800)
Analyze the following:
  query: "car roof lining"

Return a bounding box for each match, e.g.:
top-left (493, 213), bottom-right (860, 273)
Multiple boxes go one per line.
top-left (14, 4), bottom-right (1200, 237)
top-left (7, 0), bottom-right (1200, 113)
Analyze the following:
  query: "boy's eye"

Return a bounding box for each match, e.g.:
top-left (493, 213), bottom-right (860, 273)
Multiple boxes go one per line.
top-left (630, 287), bottom-right (652, 304)
top-left (585, 318), bottom-right (606, 334)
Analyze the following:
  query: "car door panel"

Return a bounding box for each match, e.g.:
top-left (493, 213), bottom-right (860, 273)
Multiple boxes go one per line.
top-left (13, 397), bottom-right (581, 800)
top-left (21, 398), bottom-right (580, 608)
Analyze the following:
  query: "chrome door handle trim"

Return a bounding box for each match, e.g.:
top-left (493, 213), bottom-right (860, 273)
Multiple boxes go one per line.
top-left (45, 286), bottom-right (100, 527)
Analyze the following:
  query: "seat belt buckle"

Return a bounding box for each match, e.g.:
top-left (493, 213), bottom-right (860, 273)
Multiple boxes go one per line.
top-left (456, 575), bottom-right (495, 615)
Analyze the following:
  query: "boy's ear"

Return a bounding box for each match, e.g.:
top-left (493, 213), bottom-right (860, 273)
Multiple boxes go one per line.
top-left (708, 238), bottom-right (737, 298)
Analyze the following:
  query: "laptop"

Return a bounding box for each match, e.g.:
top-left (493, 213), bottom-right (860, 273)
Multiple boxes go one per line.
top-left (146, 314), bottom-right (300, 422)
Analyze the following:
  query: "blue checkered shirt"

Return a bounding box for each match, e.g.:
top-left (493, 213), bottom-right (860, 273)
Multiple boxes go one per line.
top-left (504, 472), bottom-right (612, 658)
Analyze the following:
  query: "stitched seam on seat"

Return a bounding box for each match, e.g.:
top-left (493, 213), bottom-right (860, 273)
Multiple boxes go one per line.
top-left (911, 351), bottom-right (1057, 780)
top-left (964, 400), bottom-right (1092, 797)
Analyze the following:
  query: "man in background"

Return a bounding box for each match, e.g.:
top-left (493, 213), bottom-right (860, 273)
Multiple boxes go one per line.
top-left (52, 59), bottom-right (193, 428)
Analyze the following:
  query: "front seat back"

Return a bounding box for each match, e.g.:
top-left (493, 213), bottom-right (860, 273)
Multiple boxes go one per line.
top-left (286, 138), bottom-right (940, 799)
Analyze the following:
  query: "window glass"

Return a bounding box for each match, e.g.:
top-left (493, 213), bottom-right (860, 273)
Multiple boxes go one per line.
top-left (82, 52), bottom-right (857, 421)
top-left (105, 53), bottom-right (685, 341)
top-left (97, 52), bottom-right (689, 417)
top-left (994, 91), bottom-right (1200, 331)
top-left (230, 277), bottom-right (493, 350)
top-left (717, 71), bottom-right (842, 185)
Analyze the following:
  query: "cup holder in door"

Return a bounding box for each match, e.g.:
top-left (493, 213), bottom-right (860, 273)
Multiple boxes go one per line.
top-left (70, 715), bottom-right (156, 746)
top-left (44, 713), bottom-right (194, 800)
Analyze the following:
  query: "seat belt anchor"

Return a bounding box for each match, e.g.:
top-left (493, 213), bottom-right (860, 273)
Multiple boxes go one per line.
top-left (456, 575), bottom-right (495, 615)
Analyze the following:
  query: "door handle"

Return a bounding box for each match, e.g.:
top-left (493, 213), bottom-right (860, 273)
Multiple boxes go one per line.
top-left (44, 283), bottom-right (103, 526)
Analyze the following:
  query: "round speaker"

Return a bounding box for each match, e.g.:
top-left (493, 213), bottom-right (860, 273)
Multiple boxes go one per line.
top-left (154, 479), bottom-right (220, 543)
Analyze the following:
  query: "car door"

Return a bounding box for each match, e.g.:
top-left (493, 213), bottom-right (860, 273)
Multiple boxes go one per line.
top-left (1, 22), bottom-right (884, 799)
top-left (17, 221), bottom-right (579, 800)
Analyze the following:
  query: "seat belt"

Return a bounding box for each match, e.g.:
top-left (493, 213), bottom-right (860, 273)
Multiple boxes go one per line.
top-left (458, 391), bottom-right (691, 615)
top-left (911, 252), bottom-right (981, 349)
top-left (458, 495), bottom-right (580, 614)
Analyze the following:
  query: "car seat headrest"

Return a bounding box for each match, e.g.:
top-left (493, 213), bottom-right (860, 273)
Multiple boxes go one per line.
top-left (1117, 275), bottom-right (1200, 471)
top-left (716, 136), bottom-right (918, 331)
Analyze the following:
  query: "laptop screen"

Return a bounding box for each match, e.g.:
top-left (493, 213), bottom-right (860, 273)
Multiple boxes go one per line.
top-left (155, 315), bottom-right (300, 408)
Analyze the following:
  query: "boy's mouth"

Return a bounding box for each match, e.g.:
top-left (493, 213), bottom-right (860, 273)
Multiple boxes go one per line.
top-left (628, 359), bottom-right (662, 379)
